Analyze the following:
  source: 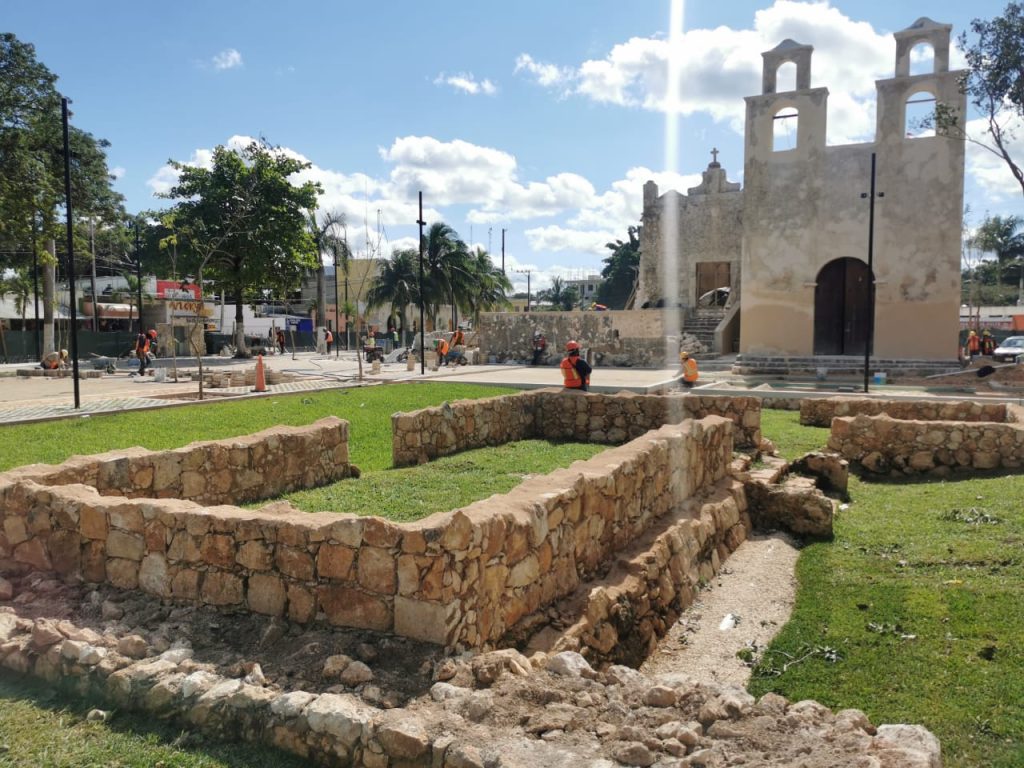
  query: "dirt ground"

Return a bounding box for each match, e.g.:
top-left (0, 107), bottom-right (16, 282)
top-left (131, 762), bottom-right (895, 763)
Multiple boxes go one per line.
top-left (641, 532), bottom-right (801, 685)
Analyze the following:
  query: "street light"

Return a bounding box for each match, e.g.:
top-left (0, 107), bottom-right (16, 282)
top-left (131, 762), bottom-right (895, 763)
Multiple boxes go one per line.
top-left (514, 268), bottom-right (533, 312)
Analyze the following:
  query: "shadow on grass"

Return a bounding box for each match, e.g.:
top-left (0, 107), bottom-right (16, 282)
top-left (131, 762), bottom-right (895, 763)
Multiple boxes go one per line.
top-left (849, 465), bottom-right (1024, 487)
top-left (0, 673), bottom-right (307, 768)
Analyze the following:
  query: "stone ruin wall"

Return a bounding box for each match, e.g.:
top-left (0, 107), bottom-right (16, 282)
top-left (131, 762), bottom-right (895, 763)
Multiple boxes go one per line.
top-left (800, 397), bottom-right (1010, 428)
top-left (475, 310), bottom-right (671, 367)
top-left (829, 412), bottom-right (1024, 474)
top-left (392, 389), bottom-right (761, 467)
top-left (2, 401), bottom-right (745, 651)
top-left (1, 417), bottom-right (351, 506)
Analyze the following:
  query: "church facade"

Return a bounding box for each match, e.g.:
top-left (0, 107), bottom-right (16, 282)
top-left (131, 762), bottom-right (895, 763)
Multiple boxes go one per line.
top-left (637, 18), bottom-right (966, 361)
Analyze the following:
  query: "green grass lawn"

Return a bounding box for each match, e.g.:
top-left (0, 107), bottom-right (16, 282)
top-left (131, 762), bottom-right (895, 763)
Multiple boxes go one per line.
top-left (273, 439), bottom-right (608, 521)
top-left (755, 410), bottom-right (1024, 768)
top-left (0, 382), bottom-right (517, 473)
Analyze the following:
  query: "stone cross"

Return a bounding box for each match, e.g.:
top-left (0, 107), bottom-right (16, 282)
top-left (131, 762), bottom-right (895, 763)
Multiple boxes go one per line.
top-left (711, 147), bottom-right (720, 163)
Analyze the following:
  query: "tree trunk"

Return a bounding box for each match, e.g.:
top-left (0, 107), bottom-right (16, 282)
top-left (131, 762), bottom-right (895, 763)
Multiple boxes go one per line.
top-left (43, 241), bottom-right (55, 355)
top-left (234, 294), bottom-right (248, 357)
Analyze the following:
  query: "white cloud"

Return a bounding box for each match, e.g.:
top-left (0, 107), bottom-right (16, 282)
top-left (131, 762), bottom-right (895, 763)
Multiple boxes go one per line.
top-left (212, 48), bottom-right (243, 70)
top-left (434, 72), bottom-right (497, 96)
top-left (524, 225), bottom-right (618, 256)
top-left (517, 1), bottom-right (900, 143)
top-left (965, 114), bottom-right (1024, 205)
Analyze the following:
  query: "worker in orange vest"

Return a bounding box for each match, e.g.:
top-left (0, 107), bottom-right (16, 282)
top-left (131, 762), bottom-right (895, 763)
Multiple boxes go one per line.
top-left (966, 330), bottom-right (980, 359)
top-left (560, 340), bottom-right (591, 391)
top-left (435, 337), bottom-right (450, 365)
top-left (680, 350), bottom-right (699, 389)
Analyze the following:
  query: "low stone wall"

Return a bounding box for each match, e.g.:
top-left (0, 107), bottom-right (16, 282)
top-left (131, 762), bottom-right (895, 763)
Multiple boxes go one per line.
top-left (828, 413), bottom-right (1024, 474)
top-left (476, 309), bottom-right (671, 367)
top-left (543, 477), bottom-right (750, 667)
top-left (801, 397), bottom-right (1008, 428)
top-left (392, 390), bottom-right (761, 466)
top-left (0, 415), bottom-right (734, 651)
top-left (1, 418), bottom-right (351, 507)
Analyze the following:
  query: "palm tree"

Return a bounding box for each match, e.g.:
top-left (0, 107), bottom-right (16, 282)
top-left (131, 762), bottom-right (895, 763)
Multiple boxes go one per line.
top-left (538, 276), bottom-right (579, 311)
top-left (421, 222), bottom-right (473, 329)
top-left (461, 247), bottom-right (512, 326)
top-left (972, 214), bottom-right (1024, 304)
top-left (365, 248), bottom-right (419, 339)
top-left (2, 268), bottom-right (33, 328)
top-left (307, 209), bottom-right (349, 330)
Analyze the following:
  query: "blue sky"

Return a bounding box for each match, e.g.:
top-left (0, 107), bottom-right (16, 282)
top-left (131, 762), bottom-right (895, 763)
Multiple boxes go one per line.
top-left (6, 0), bottom-right (1020, 292)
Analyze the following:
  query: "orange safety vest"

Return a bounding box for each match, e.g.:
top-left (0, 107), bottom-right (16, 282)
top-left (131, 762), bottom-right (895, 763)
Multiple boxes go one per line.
top-left (561, 356), bottom-right (585, 388)
top-left (451, 330), bottom-right (464, 347)
top-left (682, 358), bottom-right (699, 382)
top-left (326, 330), bottom-right (333, 343)
top-left (967, 334), bottom-right (980, 353)
top-left (437, 339), bottom-right (449, 356)
top-left (136, 335), bottom-right (150, 354)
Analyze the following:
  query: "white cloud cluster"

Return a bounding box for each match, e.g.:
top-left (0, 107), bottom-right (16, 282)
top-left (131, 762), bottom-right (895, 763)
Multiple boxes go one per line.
top-left (965, 114), bottom-right (1024, 205)
top-left (212, 48), bottom-right (243, 71)
top-left (434, 72), bottom-right (497, 96)
top-left (517, 1), bottom-right (899, 142)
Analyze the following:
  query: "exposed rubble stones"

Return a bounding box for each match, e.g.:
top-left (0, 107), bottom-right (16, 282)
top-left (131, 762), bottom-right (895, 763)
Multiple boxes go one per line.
top-left (800, 396), bottom-right (1011, 428)
top-left (0, 605), bottom-right (945, 768)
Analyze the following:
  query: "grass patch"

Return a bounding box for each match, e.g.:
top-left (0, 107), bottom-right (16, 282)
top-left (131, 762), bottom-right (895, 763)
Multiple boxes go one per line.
top-left (0, 674), bottom-right (308, 768)
top-left (760, 408), bottom-right (831, 460)
top-left (755, 410), bottom-right (1024, 768)
top-left (0, 382), bottom-right (516, 473)
top-left (270, 439), bottom-right (608, 522)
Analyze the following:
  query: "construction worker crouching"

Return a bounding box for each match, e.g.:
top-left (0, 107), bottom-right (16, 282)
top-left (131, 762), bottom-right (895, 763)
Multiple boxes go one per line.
top-left (560, 340), bottom-right (592, 392)
top-left (680, 350), bottom-right (699, 389)
top-left (40, 349), bottom-right (68, 370)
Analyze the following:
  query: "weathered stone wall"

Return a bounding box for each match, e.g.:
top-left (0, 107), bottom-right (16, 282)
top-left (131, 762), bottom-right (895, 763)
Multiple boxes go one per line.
top-left (828, 413), bottom-right (1024, 474)
top-left (543, 477), bottom-right (750, 667)
top-left (1, 418), bottom-right (351, 507)
top-left (475, 310), bottom-right (671, 367)
top-left (393, 390), bottom-right (761, 466)
top-left (1, 413), bottom-right (736, 650)
top-left (800, 397), bottom-right (1007, 428)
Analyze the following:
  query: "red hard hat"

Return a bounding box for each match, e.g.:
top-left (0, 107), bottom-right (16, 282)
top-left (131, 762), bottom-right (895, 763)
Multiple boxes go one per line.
top-left (148, 329), bottom-right (157, 338)
top-left (565, 340), bottom-right (581, 352)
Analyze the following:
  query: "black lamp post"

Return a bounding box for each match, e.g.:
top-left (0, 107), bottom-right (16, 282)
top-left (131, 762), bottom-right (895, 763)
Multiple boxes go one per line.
top-left (417, 191), bottom-right (426, 376)
top-left (61, 97), bottom-right (81, 409)
top-left (859, 152), bottom-right (884, 393)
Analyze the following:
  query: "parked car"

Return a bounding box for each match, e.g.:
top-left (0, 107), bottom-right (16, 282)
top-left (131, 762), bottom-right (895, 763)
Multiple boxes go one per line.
top-left (992, 336), bottom-right (1024, 362)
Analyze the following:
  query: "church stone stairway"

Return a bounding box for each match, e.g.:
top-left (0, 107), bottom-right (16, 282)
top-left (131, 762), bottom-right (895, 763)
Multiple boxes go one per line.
top-left (685, 308), bottom-right (726, 352)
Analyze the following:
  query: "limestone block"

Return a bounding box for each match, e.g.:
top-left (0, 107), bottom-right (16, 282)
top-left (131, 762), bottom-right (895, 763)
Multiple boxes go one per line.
top-left (287, 583), bottom-right (317, 624)
top-left (393, 596), bottom-right (454, 645)
top-left (201, 571), bottom-right (243, 606)
top-left (317, 543), bottom-right (355, 580)
top-left (106, 530), bottom-right (144, 561)
top-left (138, 554), bottom-right (169, 597)
top-left (247, 573), bottom-right (286, 616)
top-left (236, 540), bottom-right (273, 571)
top-left (319, 585), bottom-right (391, 632)
top-left (304, 693), bottom-right (375, 750)
top-left (276, 546), bottom-right (314, 581)
top-left (357, 547), bottom-right (396, 595)
top-left (3, 517), bottom-right (28, 547)
top-left (106, 557), bottom-right (139, 589)
top-left (200, 534), bottom-right (235, 568)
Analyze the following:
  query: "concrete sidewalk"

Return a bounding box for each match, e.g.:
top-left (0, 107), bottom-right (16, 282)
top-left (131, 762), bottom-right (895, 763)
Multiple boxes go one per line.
top-left (0, 352), bottom-right (684, 425)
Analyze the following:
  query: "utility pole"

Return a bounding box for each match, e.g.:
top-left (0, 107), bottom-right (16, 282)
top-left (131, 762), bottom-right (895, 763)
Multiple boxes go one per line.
top-left (514, 268), bottom-right (533, 312)
top-left (417, 191), bottom-right (426, 376)
top-left (61, 97), bottom-right (80, 409)
top-left (135, 222), bottom-right (143, 334)
top-left (501, 228), bottom-right (506, 274)
top-left (31, 211), bottom-right (40, 360)
top-left (859, 151), bottom-right (884, 394)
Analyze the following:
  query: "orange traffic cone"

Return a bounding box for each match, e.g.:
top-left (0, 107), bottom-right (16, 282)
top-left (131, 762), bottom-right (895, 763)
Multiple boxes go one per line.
top-left (253, 354), bottom-right (267, 393)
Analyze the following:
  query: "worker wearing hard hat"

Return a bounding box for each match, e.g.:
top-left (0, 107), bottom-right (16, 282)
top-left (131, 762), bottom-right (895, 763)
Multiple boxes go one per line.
top-left (680, 350), bottom-right (699, 389)
top-left (560, 340), bottom-right (592, 391)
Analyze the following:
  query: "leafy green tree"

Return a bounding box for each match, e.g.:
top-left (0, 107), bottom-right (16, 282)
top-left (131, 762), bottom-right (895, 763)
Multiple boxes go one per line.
top-left (596, 226), bottom-right (640, 309)
top-left (161, 140), bottom-right (320, 354)
top-left (537, 276), bottom-right (579, 311)
top-left (934, 4), bottom-right (1024, 197)
top-left (971, 214), bottom-right (1024, 303)
top-left (365, 248), bottom-right (419, 335)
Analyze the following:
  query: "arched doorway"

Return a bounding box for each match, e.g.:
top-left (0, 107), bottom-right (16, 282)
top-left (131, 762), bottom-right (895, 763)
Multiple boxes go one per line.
top-left (814, 258), bottom-right (873, 355)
